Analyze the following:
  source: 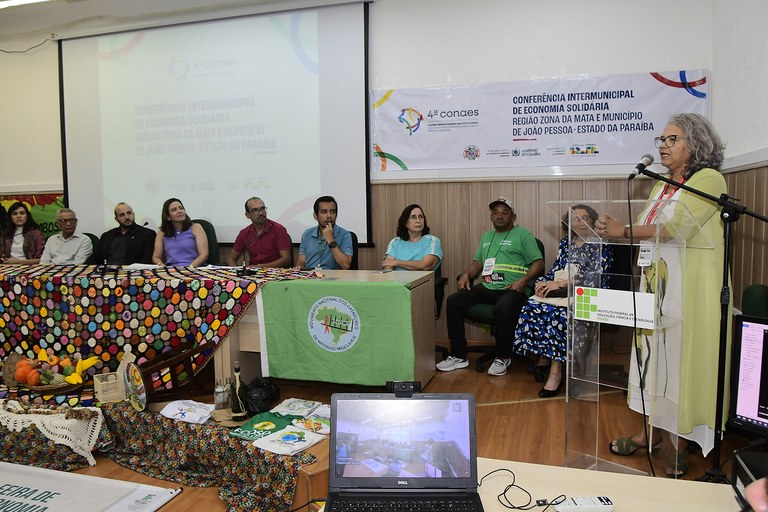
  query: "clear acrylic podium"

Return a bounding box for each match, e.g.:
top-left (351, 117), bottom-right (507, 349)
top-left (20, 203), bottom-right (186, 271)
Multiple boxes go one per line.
top-left (546, 199), bottom-right (714, 477)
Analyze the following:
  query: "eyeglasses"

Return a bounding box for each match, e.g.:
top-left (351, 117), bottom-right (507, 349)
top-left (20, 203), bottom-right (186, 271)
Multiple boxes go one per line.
top-left (249, 207), bottom-right (267, 214)
top-left (57, 218), bottom-right (77, 224)
top-left (653, 135), bottom-right (686, 148)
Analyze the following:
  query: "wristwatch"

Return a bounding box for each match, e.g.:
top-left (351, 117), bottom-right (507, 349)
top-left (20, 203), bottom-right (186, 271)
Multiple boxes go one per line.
top-left (329, 241), bottom-right (338, 249)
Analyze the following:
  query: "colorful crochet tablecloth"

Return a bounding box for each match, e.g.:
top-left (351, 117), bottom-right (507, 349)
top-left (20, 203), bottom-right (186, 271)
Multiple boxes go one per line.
top-left (0, 264), bottom-right (316, 404)
top-left (101, 402), bottom-right (316, 512)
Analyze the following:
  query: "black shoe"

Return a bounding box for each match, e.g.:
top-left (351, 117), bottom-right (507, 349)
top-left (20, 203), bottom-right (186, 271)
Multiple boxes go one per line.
top-left (533, 364), bottom-right (551, 383)
top-left (538, 382), bottom-right (562, 398)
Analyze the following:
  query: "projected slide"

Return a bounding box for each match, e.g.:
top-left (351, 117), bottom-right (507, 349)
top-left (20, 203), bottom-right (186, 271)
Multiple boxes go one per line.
top-left (63, 4), bottom-right (367, 243)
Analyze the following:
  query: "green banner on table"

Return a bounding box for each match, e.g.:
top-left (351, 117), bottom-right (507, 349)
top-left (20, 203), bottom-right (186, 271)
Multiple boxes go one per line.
top-left (260, 279), bottom-right (414, 385)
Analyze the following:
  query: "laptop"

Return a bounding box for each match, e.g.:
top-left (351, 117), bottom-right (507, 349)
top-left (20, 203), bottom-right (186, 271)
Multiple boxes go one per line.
top-left (326, 392), bottom-right (485, 512)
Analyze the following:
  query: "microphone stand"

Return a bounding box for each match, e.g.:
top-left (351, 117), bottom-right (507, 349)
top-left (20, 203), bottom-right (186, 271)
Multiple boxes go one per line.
top-left (637, 167), bottom-right (768, 483)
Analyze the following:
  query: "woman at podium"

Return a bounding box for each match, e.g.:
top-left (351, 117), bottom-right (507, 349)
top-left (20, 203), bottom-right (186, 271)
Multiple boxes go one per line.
top-left (600, 113), bottom-right (729, 477)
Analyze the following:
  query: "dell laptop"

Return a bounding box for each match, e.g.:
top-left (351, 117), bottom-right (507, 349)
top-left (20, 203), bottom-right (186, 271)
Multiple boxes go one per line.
top-left (326, 392), bottom-right (485, 512)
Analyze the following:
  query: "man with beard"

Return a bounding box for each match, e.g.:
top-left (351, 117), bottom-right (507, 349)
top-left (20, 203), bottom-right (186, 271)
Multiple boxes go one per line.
top-left (297, 195), bottom-right (353, 270)
top-left (91, 202), bottom-right (156, 265)
top-left (227, 197), bottom-right (291, 268)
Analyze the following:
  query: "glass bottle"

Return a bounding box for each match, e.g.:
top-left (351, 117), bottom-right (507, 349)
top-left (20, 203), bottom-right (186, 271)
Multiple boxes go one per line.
top-left (214, 379), bottom-right (228, 410)
top-left (230, 361), bottom-right (247, 420)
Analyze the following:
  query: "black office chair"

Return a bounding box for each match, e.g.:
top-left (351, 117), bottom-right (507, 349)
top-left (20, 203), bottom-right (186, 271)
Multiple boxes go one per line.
top-left (742, 284), bottom-right (768, 317)
top-left (84, 232), bottom-right (101, 263)
top-left (461, 238), bottom-right (545, 372)
top-left (348, 231), bottom-right (359, 270)
top-left (192, 218), bottom-right (219, 265)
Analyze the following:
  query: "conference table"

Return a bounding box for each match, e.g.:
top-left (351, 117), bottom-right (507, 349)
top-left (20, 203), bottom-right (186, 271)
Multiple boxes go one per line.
top-left (214, 269), bottom-right (436, 387)
top-left (319, 457), bottom-right (739, 511)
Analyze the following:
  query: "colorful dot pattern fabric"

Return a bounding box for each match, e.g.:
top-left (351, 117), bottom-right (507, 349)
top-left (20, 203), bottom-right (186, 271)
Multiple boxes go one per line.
top-left (0, 264), bottom-right (317, 405)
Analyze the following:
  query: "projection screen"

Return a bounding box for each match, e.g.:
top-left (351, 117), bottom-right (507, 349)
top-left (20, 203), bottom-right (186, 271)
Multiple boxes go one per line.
top-left (61, 3), bottom-right (369, 244)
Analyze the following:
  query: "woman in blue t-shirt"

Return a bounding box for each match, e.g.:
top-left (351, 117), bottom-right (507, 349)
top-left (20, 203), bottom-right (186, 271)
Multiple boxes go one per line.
top-left (382, 204), bottom-right (442, 271)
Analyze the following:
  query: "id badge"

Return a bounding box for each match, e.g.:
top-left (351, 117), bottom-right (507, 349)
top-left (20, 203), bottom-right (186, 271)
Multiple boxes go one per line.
top-left (637, 242), bottom-right (654, 267)
top-left (482, 258), bottom-right (496, 276)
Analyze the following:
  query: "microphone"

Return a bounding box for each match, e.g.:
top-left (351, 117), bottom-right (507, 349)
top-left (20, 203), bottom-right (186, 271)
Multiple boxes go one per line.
top-left (628, 154), bottom-right (654, 180)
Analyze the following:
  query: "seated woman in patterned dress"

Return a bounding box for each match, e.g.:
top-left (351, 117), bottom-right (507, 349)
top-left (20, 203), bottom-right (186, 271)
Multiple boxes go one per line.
top-left (513, 204), bottom-right (613, 398)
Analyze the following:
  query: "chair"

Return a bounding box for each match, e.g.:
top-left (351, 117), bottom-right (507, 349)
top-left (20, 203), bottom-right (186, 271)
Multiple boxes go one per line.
top-left (137, 341), bottom-right (214, 404)
top-left (84, 232), bottom-right (101, 262)
top-left (348, 231), bottom-right (359, 270)
top-left (462, 238), bottom-right (545, 372)
top-left (742, 284), bottom-right (768, 317)
top-left (193, 218), bottom-right (219, 265)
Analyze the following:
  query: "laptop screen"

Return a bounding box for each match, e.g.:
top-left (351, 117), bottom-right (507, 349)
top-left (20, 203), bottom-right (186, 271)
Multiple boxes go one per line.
top-left (729, 315), bottom-right (768, 436)
top-left (329, 393), bottom-right (478, 491)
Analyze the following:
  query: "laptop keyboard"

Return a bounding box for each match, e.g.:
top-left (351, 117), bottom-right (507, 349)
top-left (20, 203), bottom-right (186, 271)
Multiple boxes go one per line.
top-left (330, 497), bottom-right (480, 511)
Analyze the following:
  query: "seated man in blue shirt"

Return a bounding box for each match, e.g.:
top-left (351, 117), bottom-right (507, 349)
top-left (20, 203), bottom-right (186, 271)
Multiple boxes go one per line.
top-left (297, 196), bottom-right (353, 270)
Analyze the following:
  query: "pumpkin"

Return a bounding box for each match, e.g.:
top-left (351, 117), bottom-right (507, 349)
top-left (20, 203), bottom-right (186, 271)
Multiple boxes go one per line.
top-left (26, 369), bottom-right (42, 386)
top-left (48, 355), bottom-right (60, 366)
top-left (60, 357), bottom-right (72, 367)
top-left (14, 364), bottom-right (32, 384)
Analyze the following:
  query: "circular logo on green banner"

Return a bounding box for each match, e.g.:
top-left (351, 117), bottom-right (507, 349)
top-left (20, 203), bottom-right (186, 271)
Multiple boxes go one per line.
top-left (307, 296), bottom-right (361, 352)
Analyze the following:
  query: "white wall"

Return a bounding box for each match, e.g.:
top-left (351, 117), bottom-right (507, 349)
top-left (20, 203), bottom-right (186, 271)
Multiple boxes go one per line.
top-left (711, 0), bottom-right (768, 169)
top-left (1, 0), bottom-right (765, 194)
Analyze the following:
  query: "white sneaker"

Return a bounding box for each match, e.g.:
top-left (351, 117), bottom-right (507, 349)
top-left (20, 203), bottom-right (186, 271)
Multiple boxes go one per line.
top-left (488, 358), bottom-right (512, 376)
top-left (436, 356), bottom-right (469, 372)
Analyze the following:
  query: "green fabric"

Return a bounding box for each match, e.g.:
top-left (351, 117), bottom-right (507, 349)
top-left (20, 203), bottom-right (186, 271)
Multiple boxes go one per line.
top-left (473, 227), bottom-right (542, 290)
top-left (261, 279), bottom-right (414, 385)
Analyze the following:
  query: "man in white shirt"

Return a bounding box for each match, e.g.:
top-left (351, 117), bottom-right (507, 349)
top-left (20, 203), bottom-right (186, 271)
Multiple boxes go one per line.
top-left (39, 208), bottom-right (93, 265)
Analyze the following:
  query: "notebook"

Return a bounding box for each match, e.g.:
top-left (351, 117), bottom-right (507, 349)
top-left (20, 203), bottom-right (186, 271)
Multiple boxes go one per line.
top-left (326, 392), bottom-right (485, 511)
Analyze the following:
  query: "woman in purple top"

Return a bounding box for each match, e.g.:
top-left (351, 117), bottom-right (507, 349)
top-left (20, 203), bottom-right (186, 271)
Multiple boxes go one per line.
top-left (152, 198), bottom-right (208, 267)
top-left (1, 201), bottom-right (45, 264)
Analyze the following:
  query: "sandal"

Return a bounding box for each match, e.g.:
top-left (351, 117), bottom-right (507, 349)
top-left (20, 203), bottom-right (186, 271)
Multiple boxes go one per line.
top-left (665, 449), bottom-right (689, 478)
top-left (533, 364), bottom-right (551, 383)
top-left (608, 435), bottom-right (661, 456)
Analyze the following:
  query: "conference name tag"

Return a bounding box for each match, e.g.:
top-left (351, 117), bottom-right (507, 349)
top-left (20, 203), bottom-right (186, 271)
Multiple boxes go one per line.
top-left (482, 258), bottom-right (496, 276)
top-left (637, 243), bottom-right (654, 267)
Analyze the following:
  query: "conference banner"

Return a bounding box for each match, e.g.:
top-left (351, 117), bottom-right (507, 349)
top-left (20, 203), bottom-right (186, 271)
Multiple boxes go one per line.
top-left (371, 69), bottom-right (708, 180)
top-left (258, 280), bottom-right (414, 385)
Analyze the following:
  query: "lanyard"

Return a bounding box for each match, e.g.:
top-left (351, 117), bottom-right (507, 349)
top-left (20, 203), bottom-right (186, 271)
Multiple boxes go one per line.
top-left (485, 229), bottom-right (512, 261)
top-left (643, 179), bottom-right (684, 225)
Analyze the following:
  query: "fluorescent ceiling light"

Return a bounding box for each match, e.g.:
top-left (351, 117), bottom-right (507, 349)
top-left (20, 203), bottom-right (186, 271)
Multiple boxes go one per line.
top-left (0, 0), bottom-right (53, 9)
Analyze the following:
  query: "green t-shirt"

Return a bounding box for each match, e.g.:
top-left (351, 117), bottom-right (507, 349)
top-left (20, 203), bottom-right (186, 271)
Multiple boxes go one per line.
top-left (229, 411), bottom-right (302, 441)
top-left (473, 227), bottom-right (542, 291)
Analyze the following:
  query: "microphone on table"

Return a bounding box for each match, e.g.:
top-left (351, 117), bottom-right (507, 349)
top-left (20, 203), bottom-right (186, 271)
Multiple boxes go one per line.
top-left (627, 154), bottom-right (655, 180)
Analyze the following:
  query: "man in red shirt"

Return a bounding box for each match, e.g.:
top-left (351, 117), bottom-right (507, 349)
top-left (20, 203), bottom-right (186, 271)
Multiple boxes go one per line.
top-left (227, 197), bottom-right (292, 267)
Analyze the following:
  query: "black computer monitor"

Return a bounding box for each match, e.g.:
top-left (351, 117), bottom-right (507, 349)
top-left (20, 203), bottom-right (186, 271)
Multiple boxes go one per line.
top-left (729, 314), bottom-right (768, 437)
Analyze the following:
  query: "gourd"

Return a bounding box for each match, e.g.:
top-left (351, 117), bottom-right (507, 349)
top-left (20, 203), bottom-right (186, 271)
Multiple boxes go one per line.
top-left (26, 369), bottom-right (42, 386)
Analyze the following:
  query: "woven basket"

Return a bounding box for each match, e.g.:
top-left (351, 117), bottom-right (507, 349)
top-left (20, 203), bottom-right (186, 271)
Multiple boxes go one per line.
top-left (2, 353), bottom-right (82, 394)
top-left (26, 382), bottom-right (83, 394)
